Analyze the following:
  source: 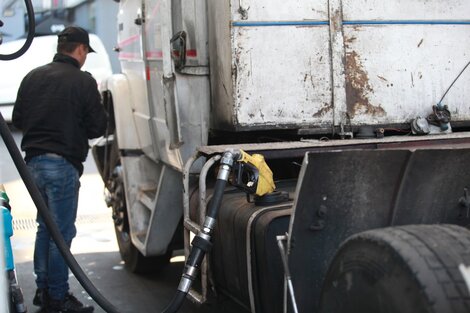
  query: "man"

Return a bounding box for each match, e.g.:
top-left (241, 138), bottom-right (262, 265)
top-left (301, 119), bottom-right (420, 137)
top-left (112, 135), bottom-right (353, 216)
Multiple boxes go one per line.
top-left (12, 26), bottom-right (107, 313)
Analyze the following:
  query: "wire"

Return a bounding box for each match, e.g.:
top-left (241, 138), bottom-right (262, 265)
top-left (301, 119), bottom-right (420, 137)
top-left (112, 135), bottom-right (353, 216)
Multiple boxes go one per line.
top-left (437, 60), bottom-right (470, 109)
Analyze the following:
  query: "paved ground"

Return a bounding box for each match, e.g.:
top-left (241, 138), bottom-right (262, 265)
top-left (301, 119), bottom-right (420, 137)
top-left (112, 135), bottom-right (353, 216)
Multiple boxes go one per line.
top-left (1, 127), bottom-right (244, 313)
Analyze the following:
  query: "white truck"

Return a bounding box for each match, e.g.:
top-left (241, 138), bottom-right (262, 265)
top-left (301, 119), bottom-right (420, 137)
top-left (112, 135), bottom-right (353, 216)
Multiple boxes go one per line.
top-left (92, 1), bottom-right (470, 312)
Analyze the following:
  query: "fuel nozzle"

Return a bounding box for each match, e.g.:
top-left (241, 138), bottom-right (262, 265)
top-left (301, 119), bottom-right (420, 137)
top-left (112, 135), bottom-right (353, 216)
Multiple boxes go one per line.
top-left (232, 150), bottom-right (276, 196)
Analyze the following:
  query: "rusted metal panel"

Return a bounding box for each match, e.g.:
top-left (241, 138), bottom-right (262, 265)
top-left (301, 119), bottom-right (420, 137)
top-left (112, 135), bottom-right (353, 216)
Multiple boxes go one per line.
top-left (334, 0), bottom-right (470, 127)
top-left (343, 25), bottom-right (470, 124)
top-left (232, 26), bottom-right (333, 127)
top-left (207, 0), bottom-right (470, 130)
top-left (231, 0), bottom-right (326, 22)
top-left (329, 0), bottom-right (348, 132)
top-left (208, 0), bottom-right (332, 130)
top-left (342, 0), bottom-right (470, 20)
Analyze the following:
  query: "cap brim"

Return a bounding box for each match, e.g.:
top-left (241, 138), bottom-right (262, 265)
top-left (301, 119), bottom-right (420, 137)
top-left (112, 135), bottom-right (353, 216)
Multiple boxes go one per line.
top-left (88, 45), bottom-right (96, 53)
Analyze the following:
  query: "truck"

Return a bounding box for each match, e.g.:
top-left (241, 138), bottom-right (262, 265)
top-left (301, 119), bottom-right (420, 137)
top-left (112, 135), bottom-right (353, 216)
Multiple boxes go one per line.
top-left (91, 0), bottom-right (470, 312)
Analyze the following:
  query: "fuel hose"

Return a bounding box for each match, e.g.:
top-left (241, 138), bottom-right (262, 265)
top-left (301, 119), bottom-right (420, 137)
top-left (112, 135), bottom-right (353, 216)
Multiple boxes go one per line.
top-left (0, 0), bottom-right (35, 61)
top-left (0, 112), bottom-right (121, 313)
top-left (2, 112), bottom-right (240, 313)
top-left (162, 150), bottom-right (238, 313)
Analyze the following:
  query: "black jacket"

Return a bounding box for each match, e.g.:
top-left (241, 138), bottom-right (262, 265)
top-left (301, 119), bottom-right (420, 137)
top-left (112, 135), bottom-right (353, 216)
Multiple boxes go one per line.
top-left (12, 53), bottom-right (107, 175)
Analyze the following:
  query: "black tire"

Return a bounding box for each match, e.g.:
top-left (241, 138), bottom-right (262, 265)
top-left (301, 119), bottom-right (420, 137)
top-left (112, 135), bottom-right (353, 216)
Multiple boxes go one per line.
top-left (107, 134), bottom-right (171, 274)
top-left (114, 219), bottom-right (172, 274)
top-left (320, 224), bottom-right (470, 313)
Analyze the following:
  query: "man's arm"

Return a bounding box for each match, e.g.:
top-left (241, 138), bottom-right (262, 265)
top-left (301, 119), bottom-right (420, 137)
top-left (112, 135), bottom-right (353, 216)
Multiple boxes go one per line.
top-left (12, 79), bottom-right (26, 130)
top-left (83, 79), bottom-right (108, 139)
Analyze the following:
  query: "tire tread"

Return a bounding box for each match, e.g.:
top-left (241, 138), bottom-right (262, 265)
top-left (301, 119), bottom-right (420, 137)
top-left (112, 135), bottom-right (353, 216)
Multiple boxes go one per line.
top-left (360, 225), bottom-right (470, 313)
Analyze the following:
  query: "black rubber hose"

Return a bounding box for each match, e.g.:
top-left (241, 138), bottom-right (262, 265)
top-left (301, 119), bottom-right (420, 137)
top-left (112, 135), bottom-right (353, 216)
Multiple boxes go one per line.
top-left (163, 166), bottom-right (232, 312)
top-left (0, 0), bottom-right (35, 61)
top-left (0, 112), bottom-right (121, 313)
top-left (162, 291), bottom-right (186, 313)
top-left (207, 178), bottom-right (228, 219)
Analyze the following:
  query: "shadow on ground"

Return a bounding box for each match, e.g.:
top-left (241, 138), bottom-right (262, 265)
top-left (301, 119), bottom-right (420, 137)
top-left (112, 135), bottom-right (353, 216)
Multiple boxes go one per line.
top-left (15, 251), bottom-right (245, 313)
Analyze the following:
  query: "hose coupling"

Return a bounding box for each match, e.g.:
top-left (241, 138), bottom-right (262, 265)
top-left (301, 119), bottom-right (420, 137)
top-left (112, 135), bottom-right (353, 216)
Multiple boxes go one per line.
top-left (202, 216), bottom-right (216, 233)
top-left (191, 232), bottom-right (213, 253)
top-left (177, 276), bottom-right (192, 293)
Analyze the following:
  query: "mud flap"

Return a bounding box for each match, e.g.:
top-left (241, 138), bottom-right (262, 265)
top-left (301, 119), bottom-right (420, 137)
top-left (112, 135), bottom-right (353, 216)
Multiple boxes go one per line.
top-left (288, 148), bottom-right (470, 313)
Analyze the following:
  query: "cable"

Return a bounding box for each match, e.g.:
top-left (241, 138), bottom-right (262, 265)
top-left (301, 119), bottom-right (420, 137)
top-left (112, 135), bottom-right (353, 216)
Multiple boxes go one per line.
top-left (437, 60), bottom-right (470, 109)
top-left (0, 112), bottom-right (121, 313)
top-left (0, 0), bottom-right (35, 61)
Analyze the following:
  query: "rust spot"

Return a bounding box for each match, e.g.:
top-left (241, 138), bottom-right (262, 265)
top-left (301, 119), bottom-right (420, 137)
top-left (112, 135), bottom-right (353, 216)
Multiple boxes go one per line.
top-left (345, 51), bottom-right (386, 117)
top-left (352, 25), bottom-right (362, 32)
top-left (312, 102), bottom-right (333, 118)
top-left (344, 36), bottom-right (357, 49)
top-left (331, 9), bottom-right (342, 29)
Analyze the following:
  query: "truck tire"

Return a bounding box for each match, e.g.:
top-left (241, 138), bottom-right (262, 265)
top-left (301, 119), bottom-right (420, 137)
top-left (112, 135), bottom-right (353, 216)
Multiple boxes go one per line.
top-left (320, 224), bottom-right (470, 313)
top-left (110, 162), bottom-right (172, 274)
top-left (106, 135), bottom-right (171, 274)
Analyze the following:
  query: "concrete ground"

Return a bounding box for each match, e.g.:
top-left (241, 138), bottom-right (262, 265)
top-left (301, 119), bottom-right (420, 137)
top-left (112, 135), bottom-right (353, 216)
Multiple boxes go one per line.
top-left (1, 128), bottom-right (244, 313)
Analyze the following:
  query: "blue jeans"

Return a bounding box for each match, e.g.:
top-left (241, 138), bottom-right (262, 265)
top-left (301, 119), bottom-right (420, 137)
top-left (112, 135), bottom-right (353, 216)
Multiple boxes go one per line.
top-left (27, 154), bottom-right (80, 301)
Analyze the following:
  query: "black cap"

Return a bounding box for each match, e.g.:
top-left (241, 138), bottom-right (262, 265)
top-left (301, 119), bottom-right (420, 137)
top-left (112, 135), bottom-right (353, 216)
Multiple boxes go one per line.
top-left (57, 26), bottom-right (95, 53)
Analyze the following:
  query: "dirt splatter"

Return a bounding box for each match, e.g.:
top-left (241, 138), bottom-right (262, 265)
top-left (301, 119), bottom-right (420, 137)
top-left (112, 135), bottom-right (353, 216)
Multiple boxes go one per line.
top-left (345, 51), bottom-right (386, 117)
top-left (344, 36), bottom-right (357, 49)
top-left (377, 75), bottom-right (388, 82)
top-left (312, 102), bottom-right (333, 118)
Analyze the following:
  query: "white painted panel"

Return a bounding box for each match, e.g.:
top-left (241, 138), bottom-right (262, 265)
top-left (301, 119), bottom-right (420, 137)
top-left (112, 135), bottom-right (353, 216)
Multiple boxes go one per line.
top-left (231, 0), bottom-right (328, 22)
top-left (343, 25), bottom-right (470, 124)
top-left (343, 0), bottom-right (470, 20)
top-left (233, 26), bottom-right (333, 127)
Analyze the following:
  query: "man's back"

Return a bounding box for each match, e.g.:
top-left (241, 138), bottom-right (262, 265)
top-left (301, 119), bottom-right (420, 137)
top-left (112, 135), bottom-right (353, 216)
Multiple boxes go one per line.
top-left (13, 53), bottom-right (107, 174)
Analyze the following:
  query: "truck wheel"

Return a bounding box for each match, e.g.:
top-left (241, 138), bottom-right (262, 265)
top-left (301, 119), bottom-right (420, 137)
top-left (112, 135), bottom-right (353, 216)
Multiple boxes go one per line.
top-left (110, 165), bottom-right (171, 274)
top-left (320, 224), bottom-right (470, 313)
top-left (106, 148), bottom-right (171, 274)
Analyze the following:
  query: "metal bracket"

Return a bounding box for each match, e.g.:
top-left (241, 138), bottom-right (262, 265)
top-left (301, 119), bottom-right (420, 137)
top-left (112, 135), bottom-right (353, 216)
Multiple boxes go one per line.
top-left (277, 234), bottom-right (299, 313)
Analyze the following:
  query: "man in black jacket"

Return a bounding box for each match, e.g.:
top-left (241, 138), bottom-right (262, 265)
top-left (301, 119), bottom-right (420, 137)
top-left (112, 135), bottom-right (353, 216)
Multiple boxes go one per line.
top-left (13, 26), bottom-right (107, 313)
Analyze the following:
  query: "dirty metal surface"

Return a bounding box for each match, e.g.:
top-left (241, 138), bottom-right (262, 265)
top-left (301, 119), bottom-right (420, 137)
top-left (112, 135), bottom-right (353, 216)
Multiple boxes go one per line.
top-left (343, 25), bottom-right (470, 124)
top-left (198, 132), bottom-right (470, 157)
top-left (342, 0), bottom-right (470, 20)
top-left (230, 0), bottom-right (325, 22)
top-left (232, 26), bottom-right (333, 127)
top-left (209, 0), bottom-right (470, 131)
